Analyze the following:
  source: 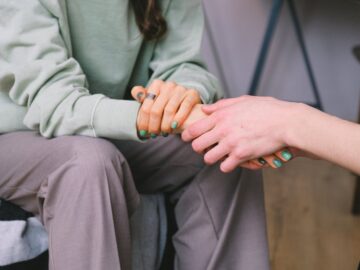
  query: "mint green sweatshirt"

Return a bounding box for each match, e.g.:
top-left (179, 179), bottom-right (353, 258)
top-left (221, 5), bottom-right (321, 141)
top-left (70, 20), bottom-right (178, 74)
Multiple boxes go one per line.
top-left (0, 0), bottom-right (221, 141)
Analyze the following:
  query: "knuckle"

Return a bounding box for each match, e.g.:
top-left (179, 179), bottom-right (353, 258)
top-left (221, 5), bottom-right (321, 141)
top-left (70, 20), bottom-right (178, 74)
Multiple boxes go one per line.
top-left (150, 108), bottom-right (162, 118)
top-left (175, 86), bottom-right (187, 94)
top-left (204, 154), bottom-right (215, 165)
top-left (164, 106), bottom-right (176, 115)
top-left (181, 100), bottom-right (193, 110)
top-left (141, 106), bottom-right (151, 115)
top-left (191, 141), bottom-right (202, 153)
top-left (234, 147), bottom-right (250, 160)
top-left (151, 79), bottom-right (163, 89)
top-left (188, 127), bottom-right (197, 137)
top-left (187, 89), bottom-right (197, 96)
top-left (223, 136), bottom-right (236, 149)
top-left (165, 81), bottom-right (176, 88)
top-left (233, 149), bottom-right (245, 160)
top-left (181, 99), bottom-right (193, 107)
top-left (219, 128), bottom-right (229, 139)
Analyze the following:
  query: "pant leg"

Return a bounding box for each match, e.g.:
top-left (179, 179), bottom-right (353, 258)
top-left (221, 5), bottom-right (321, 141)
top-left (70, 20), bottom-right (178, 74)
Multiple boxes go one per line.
top-left (114, 135), bottom-right (270, 270)
top-left (0, 131), bottom-right (139, 270)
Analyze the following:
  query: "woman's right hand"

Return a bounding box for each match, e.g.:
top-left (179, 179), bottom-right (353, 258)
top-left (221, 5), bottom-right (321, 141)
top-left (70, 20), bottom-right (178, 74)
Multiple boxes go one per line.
top-left (181, 95), bottom-right (325, 173)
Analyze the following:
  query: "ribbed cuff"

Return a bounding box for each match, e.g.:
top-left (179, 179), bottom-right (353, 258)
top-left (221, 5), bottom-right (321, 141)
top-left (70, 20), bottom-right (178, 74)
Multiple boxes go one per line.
top-left (93, 98), bottom-right (141, 141)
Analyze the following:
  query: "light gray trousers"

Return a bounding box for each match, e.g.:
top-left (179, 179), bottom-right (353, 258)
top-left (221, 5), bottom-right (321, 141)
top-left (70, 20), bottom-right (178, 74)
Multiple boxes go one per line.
top-left (0, 131), bottom-right (269, 270)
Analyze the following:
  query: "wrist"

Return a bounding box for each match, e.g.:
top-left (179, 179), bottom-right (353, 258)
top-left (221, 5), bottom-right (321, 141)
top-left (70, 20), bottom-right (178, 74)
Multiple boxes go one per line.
top-left (283, 102), bottom-right (310, 148)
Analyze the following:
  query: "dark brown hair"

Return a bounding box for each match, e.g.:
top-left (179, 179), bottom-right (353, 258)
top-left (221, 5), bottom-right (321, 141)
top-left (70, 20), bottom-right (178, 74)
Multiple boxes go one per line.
top-left (131, 0), bottom-right (167, 41)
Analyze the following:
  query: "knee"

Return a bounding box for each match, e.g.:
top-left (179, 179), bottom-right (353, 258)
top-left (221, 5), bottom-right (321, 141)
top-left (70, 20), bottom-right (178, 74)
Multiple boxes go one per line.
top-left (54, 136), bottom-right (128, 188)
top-left (74, 136), bottom-right (125, 171)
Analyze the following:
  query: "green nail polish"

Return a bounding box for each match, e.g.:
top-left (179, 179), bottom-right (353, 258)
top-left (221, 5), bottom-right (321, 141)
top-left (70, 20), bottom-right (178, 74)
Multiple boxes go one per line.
top-left (161, 132), bottom-right (169, 137)
top-left (258, 158), bottom-right (267, 165)
top-left (150, 133), bottom-right (157, 139)
top-left (171, 121), bottom-right (178, 129)
top-left (273, 159), bottom-right (283, 168)
top-left (136, 92), bottom-right (144, 101)
top-left (139, 130), bottom-right (147, 137)
top-left (281, 150), bottom-right (292, 161)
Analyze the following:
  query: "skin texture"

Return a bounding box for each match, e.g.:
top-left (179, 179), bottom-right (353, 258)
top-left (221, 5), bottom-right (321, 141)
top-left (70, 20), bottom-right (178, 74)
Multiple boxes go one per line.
top-left (131, 80), bottom-right (201, 137)
top-left (132, 84), bottom-right (290, 171)
top-left (182, 96), bottom-right (296, 172)
top-left (182, 95), bottom-right (360, 175)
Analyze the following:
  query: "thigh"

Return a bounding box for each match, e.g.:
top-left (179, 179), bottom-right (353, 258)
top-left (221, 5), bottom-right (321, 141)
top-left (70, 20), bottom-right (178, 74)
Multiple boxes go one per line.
top-left (112, 135), bottom-right (205, 194)
top-left (0, 132), bottom-right (72, 213)
top-left (0, 131), bottom-right (127, 215)
top-left (0, 131), bottom-right (90, 215)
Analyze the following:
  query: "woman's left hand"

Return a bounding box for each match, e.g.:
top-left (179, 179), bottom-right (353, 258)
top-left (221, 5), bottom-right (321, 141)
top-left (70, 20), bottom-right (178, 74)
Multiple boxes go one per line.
top-left (131, 80), bottom-right (201, 137)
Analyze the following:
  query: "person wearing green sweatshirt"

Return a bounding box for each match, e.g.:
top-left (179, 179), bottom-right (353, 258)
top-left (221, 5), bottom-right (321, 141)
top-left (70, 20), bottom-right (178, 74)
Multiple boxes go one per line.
top-left (0, 0), bottom-right (269, 269)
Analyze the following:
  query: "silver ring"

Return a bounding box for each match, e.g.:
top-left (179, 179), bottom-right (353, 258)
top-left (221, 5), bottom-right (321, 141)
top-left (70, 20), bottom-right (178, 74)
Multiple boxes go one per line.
top-left (146, 93), bottom-right (157, 100)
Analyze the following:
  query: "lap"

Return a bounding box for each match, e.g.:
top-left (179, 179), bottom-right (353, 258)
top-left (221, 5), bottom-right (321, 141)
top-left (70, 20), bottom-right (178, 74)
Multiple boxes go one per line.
top-left (111, 135), bottom-right (205, 194)
top-left (0, 131), bottom-right (204, 206)
top-left (0, 131), bottom-right (125, 213)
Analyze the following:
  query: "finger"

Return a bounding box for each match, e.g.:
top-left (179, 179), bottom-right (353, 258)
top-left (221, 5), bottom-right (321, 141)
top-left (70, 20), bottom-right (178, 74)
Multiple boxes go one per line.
top-left (203, 140), bottom-right (231, 165)
top-left (263, 154), bottom-right (283, 169)
top-left (250, 159), bottom-right (269, 169)
top-left (181, 116), bottom-right (216, 142)
top-left (131, 86), bottom-right (147, 103)
top-left (251, 158), bottom-right (269, 167)
top-left (137, 80), bottom-right (162, 136)
top-left (202, 97), bottom-right (241, 114)
top-left (172, 89), bottom-right (200, 129)
top-left (238, 161), bottom-right (263, 171)
top-left (161, 86), bottom-right (186, 133)
top-left (274, 148), bottom-right (293, 162)
top-left (192, 128), bottom-right (222, 154)
top-left (220, 155), bottom-right (243, 173)
top-left (148, 83), bottom-right (173, 135)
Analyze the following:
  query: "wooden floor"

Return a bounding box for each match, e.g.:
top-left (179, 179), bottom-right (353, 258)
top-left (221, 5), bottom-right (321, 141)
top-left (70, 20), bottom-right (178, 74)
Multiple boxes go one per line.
top-left (264, 158), bottom-right (360, 270)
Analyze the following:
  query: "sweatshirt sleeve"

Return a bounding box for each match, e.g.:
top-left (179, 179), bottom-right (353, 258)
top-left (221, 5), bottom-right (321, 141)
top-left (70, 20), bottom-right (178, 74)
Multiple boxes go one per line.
top-left (148, 0), bottom-right (223, 104)
top-left (0, 0), bottom-right (141, 141)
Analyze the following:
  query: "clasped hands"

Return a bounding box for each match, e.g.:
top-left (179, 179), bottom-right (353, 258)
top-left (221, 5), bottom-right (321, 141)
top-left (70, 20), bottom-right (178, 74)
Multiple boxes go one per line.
top-left (132, 80), bottom-right (294, 172)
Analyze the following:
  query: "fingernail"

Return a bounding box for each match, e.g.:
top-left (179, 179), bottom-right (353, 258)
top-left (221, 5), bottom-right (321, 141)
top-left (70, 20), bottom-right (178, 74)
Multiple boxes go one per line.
top-left (281, 150), bottom-right (293, 161)
top-left (150, 133), bottom-right (157, 139)
top-left (171, 121), bottom-right (178, 129)
top-left (139, 130), bottom-right (147, 137)
top-left (273, 159), bottom-right (283, 168)
top-left (161, 132), bottom-right (169, 137)
top-left (258, 158), bottom-right (267, 165)
top-left (136, 92), bottom-right (144, 101)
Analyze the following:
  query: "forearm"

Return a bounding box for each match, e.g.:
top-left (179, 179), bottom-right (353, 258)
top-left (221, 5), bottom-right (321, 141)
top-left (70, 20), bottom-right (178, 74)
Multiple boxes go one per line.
top-left (287, 104), bottom-right (360, 174)
top-left (1, 0), bottom-right (141, 141)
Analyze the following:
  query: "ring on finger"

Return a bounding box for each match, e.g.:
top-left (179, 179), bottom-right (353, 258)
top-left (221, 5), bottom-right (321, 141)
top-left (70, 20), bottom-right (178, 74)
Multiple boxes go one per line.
top-left (146, 93), bottom-right (157, 100)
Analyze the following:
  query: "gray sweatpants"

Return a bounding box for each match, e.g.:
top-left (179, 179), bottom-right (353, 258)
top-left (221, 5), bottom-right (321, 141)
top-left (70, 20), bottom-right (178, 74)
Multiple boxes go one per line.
top-left (0, 131), bottom-right (269, 270)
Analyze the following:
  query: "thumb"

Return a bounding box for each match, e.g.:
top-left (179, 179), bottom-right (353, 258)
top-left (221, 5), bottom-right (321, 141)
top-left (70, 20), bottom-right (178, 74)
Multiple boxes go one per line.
top-left (202, 97), bottom-right (240, 114)
top-left (131, 86), bottom-right (147, 103)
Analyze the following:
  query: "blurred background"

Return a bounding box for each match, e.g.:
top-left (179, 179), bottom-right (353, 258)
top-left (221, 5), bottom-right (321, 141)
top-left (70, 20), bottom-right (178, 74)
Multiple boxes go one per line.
top-left (201, 0), bottom-right (360, 269)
